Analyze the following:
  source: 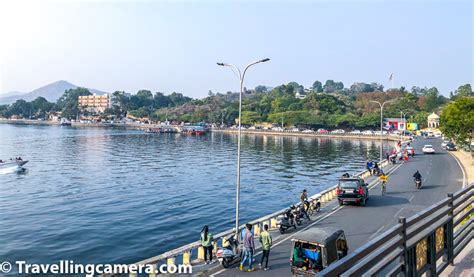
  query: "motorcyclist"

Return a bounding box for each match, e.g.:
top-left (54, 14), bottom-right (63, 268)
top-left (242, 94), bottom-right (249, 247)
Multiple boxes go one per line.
top-left (413, 170), bottom-right (422, 181)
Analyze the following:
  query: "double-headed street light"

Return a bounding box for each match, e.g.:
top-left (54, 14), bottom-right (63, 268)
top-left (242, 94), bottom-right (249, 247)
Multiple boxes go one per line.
top-left (370, 100), bottom-right (394, 162)
top-left (217, 58), bottom-right (270, 240)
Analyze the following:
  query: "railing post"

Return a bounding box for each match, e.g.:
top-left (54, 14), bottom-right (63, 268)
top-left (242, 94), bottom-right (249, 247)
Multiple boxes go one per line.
top-left (428, 232), bottom-right (436, 276)
top-left (447, 193), bottom-right (454, 265)
top-left (399, 217), bottom-right (411, 276)
top-left (183, 251), bottom-right (191, 265)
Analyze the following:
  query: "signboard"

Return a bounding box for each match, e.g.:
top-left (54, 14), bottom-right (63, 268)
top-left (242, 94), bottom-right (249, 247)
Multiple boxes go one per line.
top-left (407, 123), bottom-right (418, 131)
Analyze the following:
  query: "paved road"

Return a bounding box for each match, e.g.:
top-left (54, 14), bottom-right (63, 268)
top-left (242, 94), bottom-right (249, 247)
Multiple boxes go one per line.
top-left (194, 137), bottom-right (464, 277)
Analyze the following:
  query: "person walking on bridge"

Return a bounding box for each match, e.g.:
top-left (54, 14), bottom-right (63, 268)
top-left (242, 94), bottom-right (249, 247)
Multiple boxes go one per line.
top-left (240, 223), bottom-right (255, 272)
top-left (200, 225), bottom-right (214, 264)
top-left (259, 224), bottom-right (272, 271)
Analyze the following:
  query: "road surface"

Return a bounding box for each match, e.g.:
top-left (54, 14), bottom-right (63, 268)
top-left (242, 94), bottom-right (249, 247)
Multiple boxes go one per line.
top-left (193, 137), bottom-right (464, 277)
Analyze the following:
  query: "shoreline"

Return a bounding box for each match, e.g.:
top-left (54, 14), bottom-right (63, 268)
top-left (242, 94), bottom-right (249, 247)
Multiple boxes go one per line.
top-left (211, 128), bottom-right (406, 141)
top-left (0, 119), bottom-right (410, 141)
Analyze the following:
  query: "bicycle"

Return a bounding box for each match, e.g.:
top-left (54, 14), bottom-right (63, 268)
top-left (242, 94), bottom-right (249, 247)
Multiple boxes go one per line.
top-left (306, 199), bottom-right (321, 216)
top-left (381, 181), bottom-right (387, 195)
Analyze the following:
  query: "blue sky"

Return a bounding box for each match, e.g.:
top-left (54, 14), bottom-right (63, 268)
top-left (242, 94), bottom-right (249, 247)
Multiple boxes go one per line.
top-left (0, 0), bottom-right (472, 97)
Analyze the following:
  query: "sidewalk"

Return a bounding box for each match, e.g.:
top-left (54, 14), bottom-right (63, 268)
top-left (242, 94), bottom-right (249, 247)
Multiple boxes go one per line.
top-left (449, 149), bottom-right (473, 184)
top-left (440, 240), bottom-right (473, 277)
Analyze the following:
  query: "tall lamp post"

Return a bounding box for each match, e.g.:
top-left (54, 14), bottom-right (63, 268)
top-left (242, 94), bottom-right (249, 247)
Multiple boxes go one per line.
top-left (400, 111), bottom-right (409, 136)
top-left (370, 100), bottom-right (394, 162)
top-left (217, 58), bottom-right (270, 240)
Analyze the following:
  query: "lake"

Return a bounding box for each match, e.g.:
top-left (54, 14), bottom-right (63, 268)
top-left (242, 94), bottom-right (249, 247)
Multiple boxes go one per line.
top-left (0, 124), bottom-right (392, 265)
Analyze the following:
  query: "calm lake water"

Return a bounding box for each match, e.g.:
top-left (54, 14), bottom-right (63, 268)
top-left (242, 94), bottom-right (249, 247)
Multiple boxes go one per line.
top-left (0, 124), bottom-right (392, 265)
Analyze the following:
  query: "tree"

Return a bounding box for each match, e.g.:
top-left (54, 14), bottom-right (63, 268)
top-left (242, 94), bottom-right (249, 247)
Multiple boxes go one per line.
top-left (56, 87), bottom-right (92, 119)
top-left (312, 81), bottom-right (323, 93)
top-left (451, 84), bottom-right (473, 100)
top-left (440, 97), bottom-right (474, 147)
top-left (7, 100), bottom-right (32, 118)
top-left (323, 80), bottom-right (336, 93)
top-left (255, 85), bottom-right (268, 93)
top-left (241, 111), bottom-right (261, 125)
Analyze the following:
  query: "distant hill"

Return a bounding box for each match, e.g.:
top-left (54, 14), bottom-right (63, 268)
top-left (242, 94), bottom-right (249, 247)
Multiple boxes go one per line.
top-left (0, 80), bottom-right (107, 104)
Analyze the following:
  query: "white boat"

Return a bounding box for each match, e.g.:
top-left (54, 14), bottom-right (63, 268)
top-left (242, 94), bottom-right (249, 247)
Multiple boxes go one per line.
top-left (0, 159), bottom-right (29, 170)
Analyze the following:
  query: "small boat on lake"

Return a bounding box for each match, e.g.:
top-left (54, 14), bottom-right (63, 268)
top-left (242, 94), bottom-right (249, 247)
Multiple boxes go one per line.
top-left (60, 118), bottom-right (72, 126)
top-left (0, 158), bottom-right (28, 172)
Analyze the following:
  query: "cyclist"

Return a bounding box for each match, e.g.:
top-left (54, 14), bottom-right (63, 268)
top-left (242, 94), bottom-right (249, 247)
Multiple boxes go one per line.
top-left (379, 172), bottom-right (388, 195)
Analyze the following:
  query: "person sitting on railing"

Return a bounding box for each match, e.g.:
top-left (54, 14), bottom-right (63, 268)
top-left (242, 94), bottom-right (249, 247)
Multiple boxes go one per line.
top-left (341, 173), bottom-right (350, 178)
top-left (200, 225), bottom-right (214, 265)
top-left (366, 160), bottom-right (373, 175)
top-left (373, 162), bottom-right (380, 175)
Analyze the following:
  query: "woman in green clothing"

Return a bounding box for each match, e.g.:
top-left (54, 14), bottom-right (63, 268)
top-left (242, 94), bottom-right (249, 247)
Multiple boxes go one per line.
top-left (201, 225), bottom-right (214, 264)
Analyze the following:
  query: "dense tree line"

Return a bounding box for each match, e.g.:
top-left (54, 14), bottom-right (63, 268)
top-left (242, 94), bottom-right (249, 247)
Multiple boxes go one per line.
top-left (0, 82), bottom-right (471, 131)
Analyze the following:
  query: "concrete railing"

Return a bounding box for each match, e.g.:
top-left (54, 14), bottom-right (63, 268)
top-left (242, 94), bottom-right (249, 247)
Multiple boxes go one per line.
top-left (119, 159), bottom-right (392, 275)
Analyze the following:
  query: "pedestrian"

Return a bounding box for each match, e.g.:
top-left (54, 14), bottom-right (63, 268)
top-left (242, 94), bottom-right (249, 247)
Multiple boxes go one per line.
top-left (240, 223), bottom-right (255, 272)
top-left (200, 225), bottom-right (214, 264)
top-left (259, 224), bottom-right (272, 270)
top-left (367, 160), bottom-right (373, 175)
top-left (386, 152), bottom-right (390, 161)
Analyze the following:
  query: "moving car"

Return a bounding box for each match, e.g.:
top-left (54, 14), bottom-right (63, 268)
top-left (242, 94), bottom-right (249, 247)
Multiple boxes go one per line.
top-left (290, 227), bottom-right (348, 275)
top-left (336, 177), bottom-right (369, 206)
top-left (441, 140), bottom-right (450, 148)
top-left (422, 145), bottom-right (435, 154)
top-left (446, 142), bottom-right (457, 151)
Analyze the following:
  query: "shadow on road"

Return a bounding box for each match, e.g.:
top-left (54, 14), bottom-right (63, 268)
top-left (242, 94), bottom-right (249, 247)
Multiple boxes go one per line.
top-left (366, 195), bottom-right (409, 207)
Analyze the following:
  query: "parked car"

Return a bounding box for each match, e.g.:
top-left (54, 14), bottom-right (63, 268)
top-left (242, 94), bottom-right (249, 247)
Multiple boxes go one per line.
top-left (302, 129), bottom-right (315, 133)
top-left (422, 145), bottom-right (435, 154)
top-left (350, 130), bottom-right (361, 134)
top-left (291, 128), bottom-right (300, 132)
top-left (362, 130), bottom-right (374, 135)
top-left (273, 127), bottom-right (284, 132)
top-left (336, 177), bottom-right (369, 206)
top-left (446, 143), bottom-right (457, 151)
top-left (317, 128), bottom-right (329, 134)
top-left (441, 140), bottom-right (450, 148)
top-left (331, 129), bottom-right (345, 134)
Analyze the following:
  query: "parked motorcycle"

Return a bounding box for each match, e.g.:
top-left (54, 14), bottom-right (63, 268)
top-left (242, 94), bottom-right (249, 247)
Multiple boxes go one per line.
top-left (277, 208), bottom-right (297, 234)
top-left (216, 233), bottom-right (241, 268)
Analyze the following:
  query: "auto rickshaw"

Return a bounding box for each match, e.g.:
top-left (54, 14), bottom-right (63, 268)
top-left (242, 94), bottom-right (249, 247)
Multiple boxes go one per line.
top-left (290, 227), bottom-right (348, 276)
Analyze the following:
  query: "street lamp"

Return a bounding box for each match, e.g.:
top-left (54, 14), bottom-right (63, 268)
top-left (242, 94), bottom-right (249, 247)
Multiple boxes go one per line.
top-left (217, 58), bottom-right (270, 240)
top-left (400, 111), bottom-right (409, 136)
top-left (370, 100), bottom-right (394, 162)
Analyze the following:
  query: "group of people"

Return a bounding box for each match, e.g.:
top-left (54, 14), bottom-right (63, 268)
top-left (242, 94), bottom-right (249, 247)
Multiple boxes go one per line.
top-left (200, 222), bottom-right (273, 272)
top-left (366, 160), bottom-right (381, 175)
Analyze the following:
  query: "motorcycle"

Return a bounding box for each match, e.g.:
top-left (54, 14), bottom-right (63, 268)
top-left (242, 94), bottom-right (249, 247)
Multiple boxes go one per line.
top-left (216, 233), bottom-right (241, 268)
top-left (277, 208), bottom-right (297, 234)
top-left (414, 178), bottom-right (422, 189)
top-left (293, 205), bottom-right (309, 225)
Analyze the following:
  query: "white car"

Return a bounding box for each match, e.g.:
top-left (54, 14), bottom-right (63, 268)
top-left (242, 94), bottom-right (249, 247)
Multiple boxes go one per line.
top-left (441, 140), bottom-right (450, 148)
top-left (331, 129), bottom-right (345, 134)
top-left (350, 130), bottom-right (361, 134)
top-left (362, 130), bottom-right (374, 135)
top-left (422, 145), bottom-right (435, 154)
top-left (302, 129), bottom-right (315, 133)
